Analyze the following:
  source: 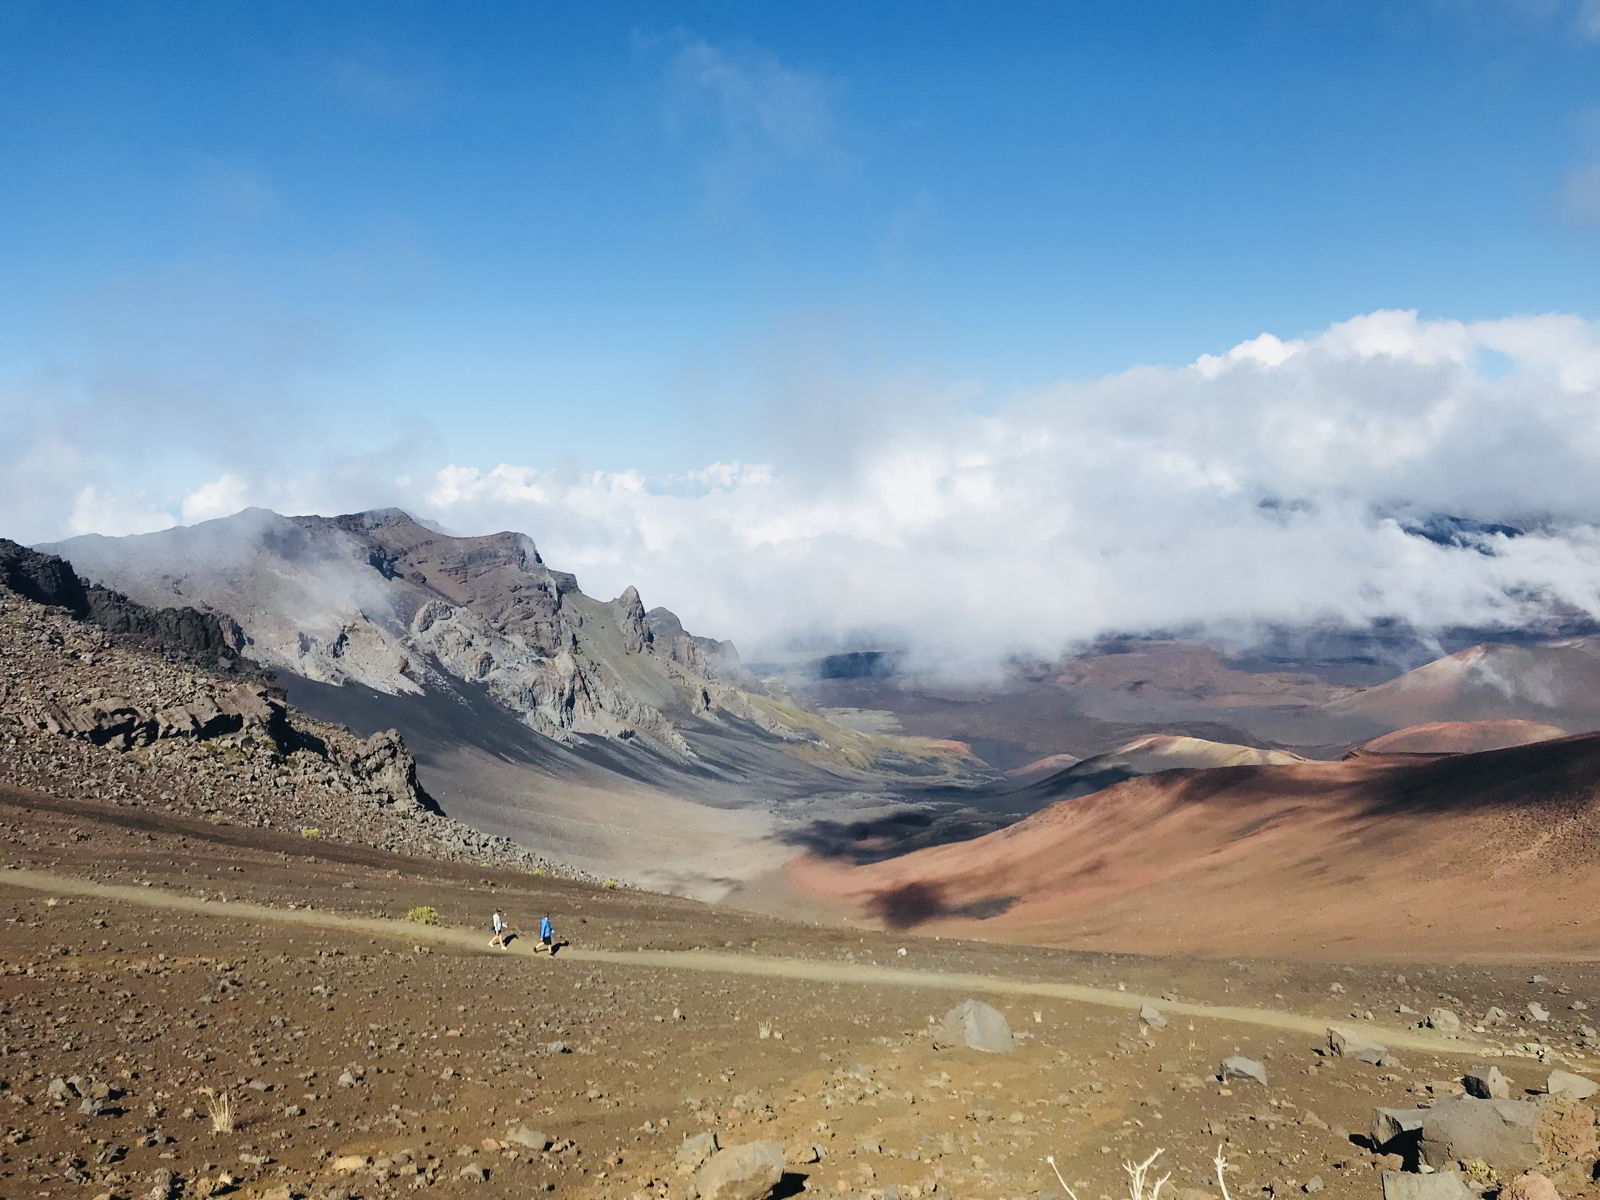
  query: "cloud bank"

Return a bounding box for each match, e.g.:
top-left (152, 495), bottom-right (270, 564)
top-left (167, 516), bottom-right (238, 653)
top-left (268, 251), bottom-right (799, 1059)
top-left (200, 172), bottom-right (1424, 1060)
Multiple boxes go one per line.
top-left (12, 309), bottom-right (1600, 670)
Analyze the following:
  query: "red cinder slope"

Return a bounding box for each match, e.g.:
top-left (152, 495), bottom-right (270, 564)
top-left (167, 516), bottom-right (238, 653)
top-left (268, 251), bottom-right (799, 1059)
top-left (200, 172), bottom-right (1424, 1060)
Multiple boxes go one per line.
top-left (790, 732), bottom-right (1600, 959)
top-left (1360, 719), bottom-right (1568, 755)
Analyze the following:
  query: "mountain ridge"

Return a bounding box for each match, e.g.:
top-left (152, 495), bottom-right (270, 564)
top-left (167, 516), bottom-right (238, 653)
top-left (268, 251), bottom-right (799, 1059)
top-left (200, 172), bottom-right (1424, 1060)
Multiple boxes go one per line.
top-left (43, 508), bottom-right (983, 893)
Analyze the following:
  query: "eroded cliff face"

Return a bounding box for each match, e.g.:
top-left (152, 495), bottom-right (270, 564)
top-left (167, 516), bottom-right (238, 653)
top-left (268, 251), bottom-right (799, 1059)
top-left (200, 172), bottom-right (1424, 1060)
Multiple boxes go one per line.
top-left (45, 509), bottom-right (978, 783)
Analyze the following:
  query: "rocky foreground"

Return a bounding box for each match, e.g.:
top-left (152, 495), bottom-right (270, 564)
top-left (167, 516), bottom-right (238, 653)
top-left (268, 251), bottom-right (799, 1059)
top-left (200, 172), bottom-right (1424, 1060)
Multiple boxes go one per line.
top-left (3, 787), bottom-right (1600, 1200)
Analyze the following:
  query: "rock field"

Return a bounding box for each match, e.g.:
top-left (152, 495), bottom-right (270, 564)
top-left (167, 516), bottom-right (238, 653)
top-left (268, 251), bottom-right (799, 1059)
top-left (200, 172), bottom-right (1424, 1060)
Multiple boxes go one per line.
top-left (0, 587), bottom-right (559, 875)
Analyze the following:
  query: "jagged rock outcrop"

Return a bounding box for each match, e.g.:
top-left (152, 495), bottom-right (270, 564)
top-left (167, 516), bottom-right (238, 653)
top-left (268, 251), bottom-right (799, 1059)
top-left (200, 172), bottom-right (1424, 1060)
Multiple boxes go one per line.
top-left (617, 585), bottom-right (652, 654)
top-left (646, 606), bottom-right (743, 679)
top-left (40, 683), bottom-right (287, 751)
top-left (0, 537), bottom-right (242, 665)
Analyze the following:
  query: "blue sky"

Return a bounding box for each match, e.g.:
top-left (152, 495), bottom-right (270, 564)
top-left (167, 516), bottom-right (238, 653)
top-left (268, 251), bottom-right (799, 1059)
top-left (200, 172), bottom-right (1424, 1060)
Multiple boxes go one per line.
top-left (1, 0), bottom-right (1598, 522)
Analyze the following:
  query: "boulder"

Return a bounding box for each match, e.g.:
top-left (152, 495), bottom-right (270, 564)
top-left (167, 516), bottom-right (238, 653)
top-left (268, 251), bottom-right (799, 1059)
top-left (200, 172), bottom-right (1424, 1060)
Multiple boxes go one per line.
top-left (677, 1131), bottom-right (720, 1170)
top-left (1381, 1172), bottom-right (1475, 1200)
top-left (1417, 1096), bottom-right (1540, 1172)
top-left (1545, 1070), bottom-right (1598, 1102)
top-left (1502, 1173), bottom-right (1562, 1200)
top-left (344, 729), bottom-right (431, 810)
top-left (1535, 1097), bottom-right (1598, 1163)
top-left (1220, 1056), bottom-right (1267, 1086)
top-left (1464, 1065), bottom-right (1511, 1100)
top-left (1329, 1026), bottom-right (1388, 1065)
top-left (1373, 1107), bottom-right (1428, 1153)
top-left (690, 1140), bottom-right (785, 1200)
top-left (505, 1126), bottom-right (551, 1152)
top-left (932, 1000), bottom-right (1014, 1054)
top-left (1426, 1008), bottom-right (1463, 1035)
top-left (1139, 1005), bottom-right (1169, 1030)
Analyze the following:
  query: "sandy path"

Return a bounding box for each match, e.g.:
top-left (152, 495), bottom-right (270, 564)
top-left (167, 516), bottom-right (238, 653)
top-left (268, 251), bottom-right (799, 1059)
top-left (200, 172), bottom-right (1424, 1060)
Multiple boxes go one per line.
top-left (0, 867), bottom-right (1512, 1059)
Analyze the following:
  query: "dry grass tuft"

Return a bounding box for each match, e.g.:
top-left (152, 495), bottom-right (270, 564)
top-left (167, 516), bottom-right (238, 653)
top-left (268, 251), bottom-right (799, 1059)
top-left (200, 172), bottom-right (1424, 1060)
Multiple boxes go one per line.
top-left (1046, 1147), bottom-right (1234, 1200)
top-left (198, 1086), bottom-right (235, 1134)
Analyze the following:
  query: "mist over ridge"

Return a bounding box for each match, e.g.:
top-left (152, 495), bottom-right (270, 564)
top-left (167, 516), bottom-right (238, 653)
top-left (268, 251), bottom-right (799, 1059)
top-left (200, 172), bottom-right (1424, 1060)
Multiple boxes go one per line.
top-left (15, 308), bottom-right (1600, 676)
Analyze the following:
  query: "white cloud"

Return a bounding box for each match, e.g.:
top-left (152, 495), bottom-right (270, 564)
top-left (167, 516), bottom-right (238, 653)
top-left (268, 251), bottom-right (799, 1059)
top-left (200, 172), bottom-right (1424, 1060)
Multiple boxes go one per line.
top-left (12, 309), bottom-right (1600, 674)
top-left (651, 32), bottom-right (841, 210)
top-left (67, 486), bottom-right (174, 538)
top-left (181, 472), bottom-right (252, 524)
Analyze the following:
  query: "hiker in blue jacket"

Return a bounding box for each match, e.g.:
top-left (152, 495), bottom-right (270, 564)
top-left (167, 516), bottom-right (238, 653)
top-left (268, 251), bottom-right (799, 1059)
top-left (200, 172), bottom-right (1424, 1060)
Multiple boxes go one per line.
top-left (538, 914), bottom-right (554, 954)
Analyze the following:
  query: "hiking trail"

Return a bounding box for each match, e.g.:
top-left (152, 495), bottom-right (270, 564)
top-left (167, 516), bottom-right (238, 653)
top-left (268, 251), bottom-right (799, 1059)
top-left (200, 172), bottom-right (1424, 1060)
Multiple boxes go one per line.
top-left (0, 867), bottom-right (1513, 1059)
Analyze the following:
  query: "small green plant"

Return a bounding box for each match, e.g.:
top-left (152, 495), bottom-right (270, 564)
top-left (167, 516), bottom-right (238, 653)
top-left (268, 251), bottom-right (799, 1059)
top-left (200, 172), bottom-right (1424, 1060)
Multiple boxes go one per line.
top-left (602, 879), bottom-right (620, 889)
top-left (1463, 1160), bottom-right (1499, 1189)
top-left (300, 827), bottom-right (322, 839)
top-left (405, 905), bottom-right (441, 925)
top-left (529, 867), bottom-right (547, 878)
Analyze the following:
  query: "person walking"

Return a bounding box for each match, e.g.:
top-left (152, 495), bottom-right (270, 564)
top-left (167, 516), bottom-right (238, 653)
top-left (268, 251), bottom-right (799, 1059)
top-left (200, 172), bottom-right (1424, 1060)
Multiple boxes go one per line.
top-left (538, 913), bottom-right (554, 954)
top-left (489, 908), bottom-right (508, 949)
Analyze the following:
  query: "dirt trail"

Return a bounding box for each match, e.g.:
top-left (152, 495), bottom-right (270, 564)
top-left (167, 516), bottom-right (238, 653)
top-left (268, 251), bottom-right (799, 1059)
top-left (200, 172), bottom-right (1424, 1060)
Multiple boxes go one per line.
top-left (0, 867), bottom-right (1508, 1059)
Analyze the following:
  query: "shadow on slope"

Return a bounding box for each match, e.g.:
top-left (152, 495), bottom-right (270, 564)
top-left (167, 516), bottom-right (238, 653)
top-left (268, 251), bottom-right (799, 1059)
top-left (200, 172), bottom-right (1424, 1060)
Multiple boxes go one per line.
top-left (780, 734), bottom-right (1315, 865)
top-left (789, 732), bottom-right (1600, 956)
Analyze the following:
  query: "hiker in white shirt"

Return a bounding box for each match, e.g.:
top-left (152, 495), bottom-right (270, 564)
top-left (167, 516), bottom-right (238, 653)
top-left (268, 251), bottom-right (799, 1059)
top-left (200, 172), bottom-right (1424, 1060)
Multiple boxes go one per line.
top-left (489, 909), bottom-right (508, 949)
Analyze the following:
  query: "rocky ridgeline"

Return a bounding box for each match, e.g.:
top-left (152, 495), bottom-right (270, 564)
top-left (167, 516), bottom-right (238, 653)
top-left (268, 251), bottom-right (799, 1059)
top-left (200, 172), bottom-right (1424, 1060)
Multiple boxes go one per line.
top-left (43, 510), bottom-right (978, 785)
top-left (0, 577), bottom-right (563, 874)
top-left (44, 510), bottom-right (755, 755)
top-left (0, 536), bottom-right (243, 666)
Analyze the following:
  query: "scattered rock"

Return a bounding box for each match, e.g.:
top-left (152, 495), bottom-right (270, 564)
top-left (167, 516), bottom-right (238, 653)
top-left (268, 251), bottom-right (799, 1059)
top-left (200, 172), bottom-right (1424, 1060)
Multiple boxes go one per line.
top-left (690, 1140), bottom-right (785, 1200)
top-left (1381, 1171), bottom-right (1475, 1200)
top-left (677, 1132), bottom-right (719, 1170)
top-left (1545, 1070), bottom-right (1598, 1101)
top-left (1425, 1008), bottom-right (1462, 1035)
top-left (931, 1000), bottom-right (1014, 1054)
top-left (1138, 1005), bottom-right (1169, 1030)
top-left (1220, 1056), bottom-right (1267, 1086)
top-left (1502, 1172), bottom-right (1562, 1200)
top-left (1372, 1107), bottom-right (1428, 1152)
top-left (506, 1126), bottom-right (551, 1152)
top-left (1464, 1065), bottom-right (1511, 1100)
top-left (1329, 1026), bottom-right (1388, 1065)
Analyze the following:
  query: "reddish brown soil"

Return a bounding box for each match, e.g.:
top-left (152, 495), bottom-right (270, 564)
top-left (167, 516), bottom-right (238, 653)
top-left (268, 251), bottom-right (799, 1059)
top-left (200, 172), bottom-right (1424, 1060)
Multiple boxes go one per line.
top-left (788, 734), bottom-right (1600, 959)
top-left (1330, 644), bottom-right (1600, 729)
top-left (5, 783), bottom-right (1600, 1200)
top-left (1360, 720), bottom-right (1568, 755)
